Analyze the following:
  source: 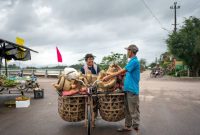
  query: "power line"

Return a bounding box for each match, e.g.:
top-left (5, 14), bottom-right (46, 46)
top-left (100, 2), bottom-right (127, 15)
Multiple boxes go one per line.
top-left (140, 0), bottom-right (170, 32)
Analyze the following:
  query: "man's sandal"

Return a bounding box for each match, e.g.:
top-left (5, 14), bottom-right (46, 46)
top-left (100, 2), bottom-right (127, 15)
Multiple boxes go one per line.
top-left (117, 127), bottom-right (132, 132)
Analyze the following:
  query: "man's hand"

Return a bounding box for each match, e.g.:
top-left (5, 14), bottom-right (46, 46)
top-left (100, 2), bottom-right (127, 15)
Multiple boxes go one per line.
top-left (102, 75), bottom-right (112, 82)
top-left (102, 69), bottom-right (126, 82)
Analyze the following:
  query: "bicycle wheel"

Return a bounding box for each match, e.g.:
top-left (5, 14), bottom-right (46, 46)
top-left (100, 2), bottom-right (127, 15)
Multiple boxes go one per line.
top-left (87, 105), bottom-right (92, 135)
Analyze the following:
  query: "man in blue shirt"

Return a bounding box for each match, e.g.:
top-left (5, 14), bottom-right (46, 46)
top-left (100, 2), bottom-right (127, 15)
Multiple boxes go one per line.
top-left (103, 44), bottom-right (140, 134)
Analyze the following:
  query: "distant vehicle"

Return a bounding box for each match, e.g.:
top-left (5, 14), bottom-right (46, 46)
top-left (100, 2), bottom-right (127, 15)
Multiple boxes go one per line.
top-left (150, 68), bottom-right (164, 78)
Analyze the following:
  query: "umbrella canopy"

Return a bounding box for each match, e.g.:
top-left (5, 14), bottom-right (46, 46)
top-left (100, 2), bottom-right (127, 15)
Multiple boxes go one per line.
top-left (0, 38), bottom-right (38, 76)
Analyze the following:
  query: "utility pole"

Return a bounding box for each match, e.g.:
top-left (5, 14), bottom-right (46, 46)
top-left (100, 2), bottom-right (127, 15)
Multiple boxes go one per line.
top-left (170, 2), bottom-right (180, 32)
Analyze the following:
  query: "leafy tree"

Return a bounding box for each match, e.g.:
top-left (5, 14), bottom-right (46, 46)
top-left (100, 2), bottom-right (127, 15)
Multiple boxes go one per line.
top-left (140, 58), bottom-right (147, 68)
top-left (100, 52), bottom-right (127, 70)
top-left (160, 52), bottom-right (172, 62)
top-left (166, 16), bottom-right (200, 77)
top-left (70, 64), bottom-right (83, 71)
top-left (8, 64), bottom-right (20, 69)
top-left (140, 58), bottom-right (147, 72)
top-left (159, 52), bottom-right (173, 70)
top-left (78, 57), bottom-right (85, 64)
top-left (148, 62), bottom-right (157, 69)
top-left (26, 66), bottom-right (37, 69)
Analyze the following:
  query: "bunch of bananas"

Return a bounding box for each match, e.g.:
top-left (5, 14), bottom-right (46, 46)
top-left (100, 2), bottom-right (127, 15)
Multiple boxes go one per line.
top-left (2, 80), bottom-right (18, 87)
top-left (16, 96), bottom-right (29, 101)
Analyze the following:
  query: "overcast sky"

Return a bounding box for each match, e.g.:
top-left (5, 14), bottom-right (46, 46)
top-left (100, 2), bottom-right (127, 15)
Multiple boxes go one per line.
top-left (0, 0), bottom-right (199, 67)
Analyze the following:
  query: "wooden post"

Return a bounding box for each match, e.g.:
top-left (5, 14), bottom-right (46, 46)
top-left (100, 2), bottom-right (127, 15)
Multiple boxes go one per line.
top-left (45, 69), bottom-right (48, 78)
top-left (32, 69), bottom-right (35, 75)
top-left (59, 69), bottom-right (62, 75)
top-left (187, 68), bottom-right (190, 77)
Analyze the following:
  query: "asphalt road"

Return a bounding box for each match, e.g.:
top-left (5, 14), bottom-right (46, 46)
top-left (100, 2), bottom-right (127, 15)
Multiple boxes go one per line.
top-left (0, 71), bottom-right (200, 135)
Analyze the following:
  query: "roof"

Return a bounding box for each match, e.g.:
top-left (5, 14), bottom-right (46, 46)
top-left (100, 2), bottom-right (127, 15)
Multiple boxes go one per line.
top-left (0, 38), bottom-right (38, 53)
top-left (0, 38), bottom-right (38, 61)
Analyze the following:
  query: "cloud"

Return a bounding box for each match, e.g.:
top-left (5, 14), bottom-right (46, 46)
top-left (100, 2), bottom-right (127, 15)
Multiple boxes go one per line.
top-left (0, 0), bottom-right (199, 67)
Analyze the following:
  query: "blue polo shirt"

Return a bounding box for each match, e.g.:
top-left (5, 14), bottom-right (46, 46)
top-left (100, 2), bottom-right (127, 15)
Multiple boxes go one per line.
top-left (124, 56), bottom-right (140, 95)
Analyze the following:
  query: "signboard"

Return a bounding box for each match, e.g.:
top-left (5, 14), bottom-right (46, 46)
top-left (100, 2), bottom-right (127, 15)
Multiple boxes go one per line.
top-left (16, 37), bottom-right (25, 59)
top-left (175, 61), bottom-right (183, 66)
top-left (175, 61), bottom-right (184, 70)
top-left (16, 37), bottom-right (25, 46)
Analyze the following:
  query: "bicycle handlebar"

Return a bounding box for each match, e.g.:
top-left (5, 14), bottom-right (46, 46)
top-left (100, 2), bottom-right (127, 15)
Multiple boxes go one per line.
top-left (91, 80), bottom-right (100, 87)
top-left (74, 79), bottom-right (86, 86)
top-left (73, 79), bottom-right (100, 87)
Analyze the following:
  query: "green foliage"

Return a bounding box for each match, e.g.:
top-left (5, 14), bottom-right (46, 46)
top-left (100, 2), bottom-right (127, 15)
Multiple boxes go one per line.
top-left (166, 16), bottom-right (200, 76)
top-left (78, 58), bottom-right (84, 64)
top-left (167, 69), bottom-right (176, 76)
top-left (159, 52), bottom-right (172, 67)
top-left (162, 62), bottom-right (171, 69)
top-left (0, 75), bottom-right (6, 80)
top-left (41, 65), bottom-right (65, 69)
top-left (148, 62), bottom-right (157, 69)
top-left (7, 64), bottom-right (20, 69)
top-left (2, 79), bottom-right (18, 87)
top-left (70, 64), bottom-right (83, 71)
top-left (99, 52), bottom-right (127, 70)
top-left (140, 58), bottom-right (147, 67)
top-left (140, 58), bottom-right (147, 72)
top-left (26, 66), bottom-right (37, 69)
top-left (161, 52), bottom-right (171, 62)
top-left (176, 69), bottom-right (188, 77)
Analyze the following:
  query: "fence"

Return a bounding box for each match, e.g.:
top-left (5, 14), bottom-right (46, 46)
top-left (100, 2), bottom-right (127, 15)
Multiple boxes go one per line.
top-left (0, 68), bottom-right (64, 78)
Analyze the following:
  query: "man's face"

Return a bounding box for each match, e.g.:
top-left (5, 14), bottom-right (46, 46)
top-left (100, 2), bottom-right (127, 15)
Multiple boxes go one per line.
top-left (127, 49), bottom-right (132, 58)
top-left (86, 57), bottom-right (94, 67)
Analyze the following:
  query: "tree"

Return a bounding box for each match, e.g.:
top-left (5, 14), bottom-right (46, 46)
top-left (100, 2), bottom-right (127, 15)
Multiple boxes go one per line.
top-left (166, 16), bottom-right (200, 77)
top-left (100, 52), bottom-right (127, 70)
top-left (160, 52), bottom-right (172, 62)
top-left (148, 62), bottom-right (157, 69)
top-left (140, 58), bottom-right (147, 72)
top-left (8, 64), bottom-right (20, 69)
top-left (140, 58), bottom-right (146, 68)
top-left (70, 64), bottom-right (83, 70)
top-left (25, 66), bottom-right (37, 70)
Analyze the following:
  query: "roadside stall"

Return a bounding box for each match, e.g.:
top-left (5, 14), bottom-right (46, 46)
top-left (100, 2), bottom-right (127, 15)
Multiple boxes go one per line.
top-left (0, 38), bottom-right (38, 94)
top-left (0, 38), bottom-right (39, 107)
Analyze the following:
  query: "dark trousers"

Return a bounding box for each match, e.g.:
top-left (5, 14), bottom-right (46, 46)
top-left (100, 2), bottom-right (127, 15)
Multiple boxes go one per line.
top-left (124, 91), bottom-right (140, 128)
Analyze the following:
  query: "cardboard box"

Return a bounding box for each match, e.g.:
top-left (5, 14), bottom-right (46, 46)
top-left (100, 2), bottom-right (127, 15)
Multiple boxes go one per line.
top-left (16, 99), bottom-right (30, 108)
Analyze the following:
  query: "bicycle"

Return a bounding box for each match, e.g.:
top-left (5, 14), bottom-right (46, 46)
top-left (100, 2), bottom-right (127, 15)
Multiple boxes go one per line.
top-left (75, 79), bottom-right (99, 135)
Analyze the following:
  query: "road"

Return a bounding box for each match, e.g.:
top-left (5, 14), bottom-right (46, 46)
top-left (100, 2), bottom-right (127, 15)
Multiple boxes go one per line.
top-left (0, 71), bottom-right (200, 135)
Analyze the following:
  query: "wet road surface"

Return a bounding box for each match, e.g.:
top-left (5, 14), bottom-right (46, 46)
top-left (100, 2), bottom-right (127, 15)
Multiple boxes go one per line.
top-left (0, 71), bottom-right (200, 135)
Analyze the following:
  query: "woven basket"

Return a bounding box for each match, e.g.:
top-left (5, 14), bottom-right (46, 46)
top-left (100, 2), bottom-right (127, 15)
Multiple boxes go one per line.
top-left (58, 96), bottom-right (86, 122)
top-left (98, 93), bottom-right (125, 122)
